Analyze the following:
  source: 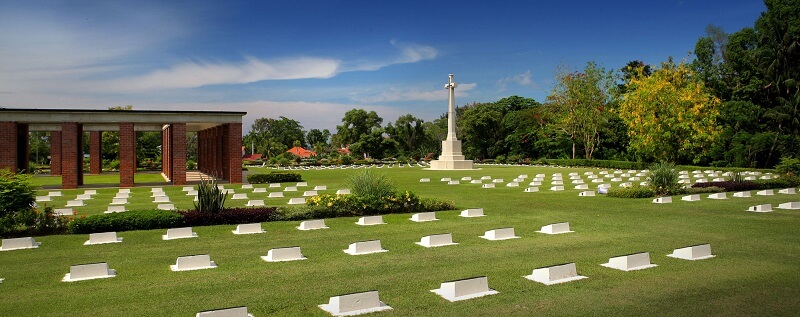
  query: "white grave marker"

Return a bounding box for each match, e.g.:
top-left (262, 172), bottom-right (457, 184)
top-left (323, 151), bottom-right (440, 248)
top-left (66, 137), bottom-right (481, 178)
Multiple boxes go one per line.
top-left (681, 195), bottom-right (700, 202)
top-left (482, 183), bottom-right (496, 189)
top-left (262, 246), bottom-right (306, 262)
top-left (480, 228), bottom-right (519, 241)
top-left (54, 208), bottom-right (73, 216)
top-left (356, 215), bottom-right (385, 226)
top-left (253, 188), bottom-right (266, 193)
top-left (232, 223), bottom-right (265, 235)
top-left (419, 178), bottom-right (431, 183)
top-left (410, 212), bottom-right (438, 222)
top-left (550, 186), bottom-right (565, 191)
top-left (111, 198), bottom-right (128, 205)
top-left (652, 197), bottom-right (672, 204)
top-left (667, 244), bottom-right (715, 261)
top-left (241, 184), bottom-right (253, 189)
top-left (460, 208), bottom-right (485, 218)
top-left (297, 219), bottom-right (328, 230)
top-left (62, 262), bottom-right (116, 282)
top-left (269, 192), bottom-right (285, 198)
top-left (318, 291), bottom-right (392, 316)
top-left (777, 201), bottom-right (800, 210)
top-left (196, 306), bottom-right (253, 317)
top-left (36, 196), bottom-right (51, 202)
top-left (747, 204), bottom-right (772, 212)
top-left (778, 188), bottom-right (796, 194)
top-left (524, 187), bottom-right (539, 193)
top-left (246, 200), bottom-right (264, 207)
top-left (232, 194), bottom-right (248, 200)
top-left (708, 193), bottom-right (727, 199)
top-left (416, 233), bottom-right (458, 248)
top-left (601, 252), bottom-right (657, 271)
top-left (430, 276), bottom-right (498, 302)
top-left (524, 263), bottom-right (587, 285)
top-left (284, 186), bottom-right (298, 192)
top-left (336, 189), bottom-right (351, 195)
top-left (313, 185), bottom-right (327, 191)
top-left (302, 190), bottom-right (318, 197)
top-left (48, 191), bottom-right (62, 197)
top-left (733, 191), bottom-right (751, 198)
top-left (537, 222), bottom-right (573, 235)
top-left (84, 232), bottom-right (122, 245)
top-left (104, 206), bottom-right (126, 214)
top-left (269, 183), bottom-right (281, 188)
top-left (157, 203), bottom-right (175, 211)
top-left (162, 227), bottom-right (197, 240)
top-left (756, 189), bottom-right (774, 196)
top-left (578, 191), bottom-right (595, 197)
top-left (66, 200), bottom-right (85, 207)
top-left (1, 237), bottom-right (40, 251)
top-left (171, 254), bottom-right (217, 271)
top-left (343, 240), bottom-right (387, 255)
top-left (153, 196), bottom-right (170, 203)
top-left (288, 198), bottom-right (306, 205)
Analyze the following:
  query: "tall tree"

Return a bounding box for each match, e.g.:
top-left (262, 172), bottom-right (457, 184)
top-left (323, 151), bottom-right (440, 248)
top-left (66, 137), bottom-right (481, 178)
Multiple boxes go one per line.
top-left (333, 109), bottom-right (383, 147)
top-left (385, 114), bottom-right (425, 155)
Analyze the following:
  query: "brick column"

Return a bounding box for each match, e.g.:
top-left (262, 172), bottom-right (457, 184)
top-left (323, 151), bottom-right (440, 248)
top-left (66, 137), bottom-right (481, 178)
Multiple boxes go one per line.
top-left (161, 126), bottom-right (170, 179)
top-left (61, 123), bottom-right (82, 189)
top-left (226, 123), bottom-right (243, 183)
top-left (89, 131), bottom-right (102, 174)
top-left (211, 127), bottom-right (219, 177)
top-left (50, 131), bottom-right (62, 175)
top-left (0, 122), bottom-right (18, 172)
top-left (119, 123), bottom-right (136, 187)
top-left (220, 125), bottom-right (230, 180)
top-left (171, 123), bottom-right (187, 185)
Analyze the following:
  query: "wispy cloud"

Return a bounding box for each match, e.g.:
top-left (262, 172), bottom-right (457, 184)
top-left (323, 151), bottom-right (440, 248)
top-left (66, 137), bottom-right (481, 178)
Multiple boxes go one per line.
top-left (352, 83), bottom-right (477, 103)
top-left (496, 70), bottom-right (538, 91)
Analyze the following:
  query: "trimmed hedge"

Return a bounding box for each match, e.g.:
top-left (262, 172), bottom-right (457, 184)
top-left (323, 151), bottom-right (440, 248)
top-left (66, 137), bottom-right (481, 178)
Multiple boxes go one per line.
top-left (247, 172), bottom-right (303, 184)
top-left (692, 177), bottom-right (800, 192)
top-left (180, 207), bottom-right (277, 226)
top-left (541, 159), bottom-right (649, 170)
top-left (607, 186), bottom-right (655, 198)
top-left (67, 210), bottom-right (183, 234)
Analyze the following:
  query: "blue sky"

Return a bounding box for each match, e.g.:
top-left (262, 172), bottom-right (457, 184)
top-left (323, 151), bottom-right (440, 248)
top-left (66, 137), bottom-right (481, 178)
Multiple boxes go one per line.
top-left (0, 0), bottom-right (765, 133)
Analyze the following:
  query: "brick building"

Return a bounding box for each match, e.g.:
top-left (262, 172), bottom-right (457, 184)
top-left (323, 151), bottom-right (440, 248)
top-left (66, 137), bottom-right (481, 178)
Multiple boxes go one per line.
top-left (0, 109), bottom-right (246, 189)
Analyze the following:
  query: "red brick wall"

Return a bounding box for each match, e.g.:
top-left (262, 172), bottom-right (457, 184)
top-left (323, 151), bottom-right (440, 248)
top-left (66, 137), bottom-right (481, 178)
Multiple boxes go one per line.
top-left (0, 122), bottom-right (18, 172)
top-left (50, 131), bottom-right (62, 175)
top-left (61, 123), bottom-right (82, 189)
top-left (119, 123), bottom-right (136, 187)
top-left (226, 123), bottom-right (243, 183)
top-left (171, 123), bottom-right (187, 185)
top-left (89, 131), bottom-right (102, 174)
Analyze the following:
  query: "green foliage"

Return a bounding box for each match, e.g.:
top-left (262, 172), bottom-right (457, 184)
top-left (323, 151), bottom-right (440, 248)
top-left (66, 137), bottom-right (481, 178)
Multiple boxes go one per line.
top-left (775, 157), bottom-right (800, 177)
top-left (0, 169), bottom-right (38, 235)
top-left (180, 207), bottom-right (277, 226)
top-left (186, 160), bottom-right (198, 170)
top-left (679, 186), bottom-right (725, 195)
top-left (246, 172), bottom-right (303, 184)
top-left (67, 210), bottom-right (183, 234)
top-left (607, 186), bottom-right (655, 198)
top-left (300, 192), bottom-right (454, 218)
top-left (348, 170), bottom-right (395, 199)
top-left (647, 162), bottom-right (680, 196)
top-left (540, 159), bottom-right (648, 170)
top-left (193, 177), bottom-right (226, 213)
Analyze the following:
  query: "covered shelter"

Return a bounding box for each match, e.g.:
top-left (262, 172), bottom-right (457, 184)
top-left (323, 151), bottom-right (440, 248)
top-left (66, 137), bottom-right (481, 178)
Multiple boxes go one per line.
top-left (0, 108), bottom-right (246, 189)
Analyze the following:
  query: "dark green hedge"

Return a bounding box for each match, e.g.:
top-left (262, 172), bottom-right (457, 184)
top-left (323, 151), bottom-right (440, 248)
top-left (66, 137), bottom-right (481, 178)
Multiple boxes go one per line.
top-left (540, 159), bottom-right (649, 170)
top-left (67, 210), bottom-right (183, 234)
top-left (247, 172), bottom-right (303, 184)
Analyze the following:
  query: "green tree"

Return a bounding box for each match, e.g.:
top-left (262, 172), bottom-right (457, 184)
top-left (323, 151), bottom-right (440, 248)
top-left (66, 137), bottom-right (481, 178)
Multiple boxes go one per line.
top-left (460, 102), bottom-right (504, 160)
top-left (385, 114), bottom-right (425, 155)
top-left (618, 59), bottom-right (723, 163)
top-left (305, 129), bottom-right (330, 148)
top-left (333, 109), bottom-right (383, 147)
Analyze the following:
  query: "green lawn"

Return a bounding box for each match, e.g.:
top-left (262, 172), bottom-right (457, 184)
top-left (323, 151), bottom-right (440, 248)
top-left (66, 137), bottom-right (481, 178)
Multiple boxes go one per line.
top-left (3, 165), bottom-right (800, 316)
top-left (31, 173), bottom-right (167, 188)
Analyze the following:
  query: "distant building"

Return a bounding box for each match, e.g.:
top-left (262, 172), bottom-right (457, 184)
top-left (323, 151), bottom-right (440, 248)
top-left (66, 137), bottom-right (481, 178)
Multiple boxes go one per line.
top-left (286, 146), bottom-right (317, 158)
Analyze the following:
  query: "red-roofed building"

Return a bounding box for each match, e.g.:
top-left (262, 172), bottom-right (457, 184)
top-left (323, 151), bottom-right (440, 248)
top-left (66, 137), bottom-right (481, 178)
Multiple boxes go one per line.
top-left (286, 146), bottom-right (317, 158)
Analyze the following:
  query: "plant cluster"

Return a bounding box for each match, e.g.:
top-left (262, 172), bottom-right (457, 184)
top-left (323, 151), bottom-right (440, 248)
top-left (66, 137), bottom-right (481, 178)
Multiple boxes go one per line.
top-left (180, 207), bottom-right (277, 226)
top-left (607, 186), bottom-right (655, 198)
top-left (194, 176), bottom-right (226, 213)
top-left (246, 172), bottom-right (303, 184)
top-left (647, 162), bottom-right (680, 196)
top-left (0, 169), bottom-right (39, 237)
top-left (67, 210), bottom-right (183, 234)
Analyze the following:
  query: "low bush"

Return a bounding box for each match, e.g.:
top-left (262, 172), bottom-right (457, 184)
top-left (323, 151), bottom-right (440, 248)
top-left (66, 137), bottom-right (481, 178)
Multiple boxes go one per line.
top-left (679, 186), bottom-right (725, 195)
top-left (775, 157), bottom-right (800, 177)
top-left (180, 207), bottom-right (277, 226)
top-left (0, 169), bottom-right (38, 237)
top-left (692, 180), bottom-right (760, 192)
top-left (607, 186), bottom-right (655, 198)
top-left (247, 172), bottom-right (303, 184)
top-left (67, 210), bottom-right (183, 234)
top-left (647, 162), bottom-right (680, 196)
top-left (540, 159), bottom-right (649, 170)
top-left (194, 176), bottom-right (226, 213)
top-left (349, 170), bottom-right (395, 200)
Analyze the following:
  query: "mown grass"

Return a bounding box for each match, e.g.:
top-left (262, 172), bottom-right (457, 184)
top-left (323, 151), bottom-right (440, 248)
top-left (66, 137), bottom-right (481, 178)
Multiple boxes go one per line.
top-left (2, 165), bottom-right (799, 316)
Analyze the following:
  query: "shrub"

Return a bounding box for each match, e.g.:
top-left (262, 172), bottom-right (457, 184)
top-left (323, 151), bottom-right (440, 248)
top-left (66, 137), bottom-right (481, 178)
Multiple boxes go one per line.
top-left (679, 186), bottom-right (725, 195)
top-left (247, 172), bottom-right (302, 184)
top-left (108, 160), bottom-right (121, 171)
top-left (607, 186), bottom-right (655, 198)
top-left (775, 157), bottom-right (800, 177)
top-left (419, 198), bottom-right (456, 211)
top-left (349, 170), bottom-right (395, 199)
top-left (692, 181), bottom-right (760, 192)
top-left (186, 160), bottom-right (198, 170)
top-left (540, 159), bottom-right (648, 170)
top-left (194, 176), bottom-right (226, 213)
top-left (180, 207), bottom-right (277, 226)
top-left (67, 210), bottom-right (183, 234)
top-left (0, 169), bottom-right (38, 236)
top-left (647, 162), bottom-right (680, 196)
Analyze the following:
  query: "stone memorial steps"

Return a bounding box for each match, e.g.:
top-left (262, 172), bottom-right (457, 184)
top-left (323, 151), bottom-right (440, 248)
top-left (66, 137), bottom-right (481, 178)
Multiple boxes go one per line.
top-left (430, 276), bottom-right (498, 302)
top-left (524, 263), bottom-right (587, 285)
top-left (62, 262), bottom-right (116, 282)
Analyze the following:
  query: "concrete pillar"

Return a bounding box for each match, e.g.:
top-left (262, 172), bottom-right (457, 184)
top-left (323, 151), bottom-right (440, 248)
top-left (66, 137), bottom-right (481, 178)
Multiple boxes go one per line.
top-left (50, 131), bottom-right (62, 175)
top-left (89, 131), bottom-right (102, 174)
top-left (119, 123), bottom-right (136, 187)
top-left (226, 123), bottom-right (243, 183)
top-left (0, 122), bottom-right (19, 172)
top-left (61, 122), bottom-right (82, 189)
top-left (171, 123), bottom-right (187, 185)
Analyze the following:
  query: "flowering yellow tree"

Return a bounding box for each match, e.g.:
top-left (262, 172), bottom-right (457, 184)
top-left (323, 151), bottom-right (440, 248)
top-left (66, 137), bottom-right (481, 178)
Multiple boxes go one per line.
top-left (618, 60), bottom-right (722, 163)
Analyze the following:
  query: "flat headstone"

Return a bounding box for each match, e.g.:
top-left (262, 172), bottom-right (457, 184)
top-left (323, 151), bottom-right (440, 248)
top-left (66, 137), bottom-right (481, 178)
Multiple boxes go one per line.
top-left (733, 191), bottom-right (751, 198)
top-left (747, 204), bottom-right (772, 212)
top-left (712, 178), bottom-right (725, 182)
top-left (524, 263), bottom-right (587, 285)
top-left (448, 180), bottom-right (460, 185)
top-left (481, 176), bottom-right (492, 180)
top-left (162, 227), bottom-right (197, 240)
top-left (537, 222), bottom-right (573, 234)
top-left (461, 177), bottom-right (472, 181)
top-left (756, 189), bottom-right (774, 196)
top-left (578, 191), bottom-right (595, 197)
top-left (524, 187), bottom-right (539, 193)
top-left (36, 196), bottom-right (51, 202)
top-left (529, 181), bottom-right (542, 186)
top-left (48, 191), bottom-right (62, 197)
top-left (431, 276), bottom-right (498, 302)
top-left (336, 189), bottom-right (351, 195)
top-left (480, 228), bottom-right (519, 241)
top-left (288, 198), bottom-right (306, 205)
top-left (778, 188), bottom-right (796, 194)
top-left (182, 186), bottom-right (194, 191)
top-left (151, 187), bottom-right (164, 193)
top-left (297, 219), bottom-right (328, 230)
top-left (284, 186), bottom-right (298, 192)
top-left (1, 237), bottom-right (41, 251)
top-left (66, 200), bottom-right (85, 207)
top-left (319, 290), bottom-right (392, 316)
top-left (196, 306), bottom-right (253, 317)
top-left (115, 193), bottom-right (130, 199)
top-left (460, 208), bottom-right (485, 218)
top-left (262, 246), bottom-right (306, 262)
top-left (84, 232), bottom-right (122, 245)
top-left (54, 208), bottom-right (73, 216)
top-left (470, 180), bottom-right (483, 184)
top-left (84, 190), bottom-right (97, 195)
top-left (652, 197), bottom-right (672, 204)
top-left (269, 192), bottom-right (285, 198)
top-left (744, 176), bottom-right (756, 180)
top-left (118, 189), bottom-right (130, 194)
top-left (153, 196), bottom-right (170, 203)
top-left (104, 206), bottom-right (126, 214)
top-left (252, 188), bottom-right (267, 193)
top-left (231, 194), bottom-right (248, 200)
top-left (777, 201), bottom-right (800, 210)
top-left (356, 215), bottom-right (385, 226)
top-left (111, 198), bottom-right (128, 205)
top-left (313, 185), bottom-right (327, 191)
top-left (186, 190), bottom-right (199, 196)
top-left (551, 181), bottom-right (563, 185)
top-left (416, 233), bottom-right (457, 248)
top-left (246, 200), bottom-right (265, 207)
top-left (171, 254), bottom-right (217, 271)
top-left (601, 252), bottom-right (657, 271)
top-left (571, 179), bottom-right (584, 184)
top-left (610, 178), bottom-right (622, 182)
top-left (506, 182), bottom-right (519, 187)
top-left (550, 186), bottom-right (564, 191)
top-left (681, 195), bottom-right (700, 202)
top-left (440, 178), bottom-right (451, 182)
top-left (518, 174), bottom-right (529, 179)
top-left (222, 189), bottom-right (235, 195)
top-left (62, 262), bottom-right (116, 282)
top-left (482, 183), bottom-right (495, 189)
top-left (157, 203), bottom-right (175, 211)
top-left (419, 178), bottom-right (431, 183)
top-left (296, 182), bottom-right (308, 187)
top-left (708, 193), bottom-right (727, 199)
top-left (410, 212), bottom-right (438, 222)
top-left (667, 244), bottom-right (715, 261)
top-left (303, 190), bottom-right (318, 197)
top-left (343, 240), bottom-right (387, 255)
top-left (269, 183), bottom-right (281, 188)
top-left (241, 184), bottom-right (253, 189)
top-left (232, 223), bottom-right (265, 235)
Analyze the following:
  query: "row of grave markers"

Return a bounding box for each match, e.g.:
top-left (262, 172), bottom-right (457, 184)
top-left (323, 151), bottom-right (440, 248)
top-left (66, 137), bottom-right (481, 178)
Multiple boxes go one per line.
top-left (651, 188), bottom-right (799, 211)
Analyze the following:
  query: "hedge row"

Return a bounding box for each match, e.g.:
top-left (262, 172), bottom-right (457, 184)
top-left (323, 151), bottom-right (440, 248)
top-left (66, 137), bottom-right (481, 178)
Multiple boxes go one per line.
top-left (180, 207), bottom-right (277, 226)
top-left (246, 172), bottom-right (303, 184)
top-left (67, 207), bottom-right (277, 234)
top-left (539, 159), bottom-right (650, 170)
top-left (691, 177), bottom-right (800, 191)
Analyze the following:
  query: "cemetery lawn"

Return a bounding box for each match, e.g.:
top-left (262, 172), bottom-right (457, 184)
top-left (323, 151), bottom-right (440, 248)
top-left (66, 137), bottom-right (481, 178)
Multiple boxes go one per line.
top-left (31, 172), bottom-right (167, 188)
top-left (3, 165), bottom-right (800, 316)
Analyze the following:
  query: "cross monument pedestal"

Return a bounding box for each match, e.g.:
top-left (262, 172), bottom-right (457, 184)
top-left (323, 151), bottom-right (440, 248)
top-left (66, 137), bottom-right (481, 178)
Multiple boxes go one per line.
top-left (430, 74), bottom-right (475, 170)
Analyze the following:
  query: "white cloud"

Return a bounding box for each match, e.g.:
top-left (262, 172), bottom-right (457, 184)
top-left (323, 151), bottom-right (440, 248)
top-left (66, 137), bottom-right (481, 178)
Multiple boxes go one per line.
top-left (353, 83), bottom-right (477, 103)
top-left (496, 70), bottom-right (538, 91)
top-left (343, 40), bottom-right (438, 72)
